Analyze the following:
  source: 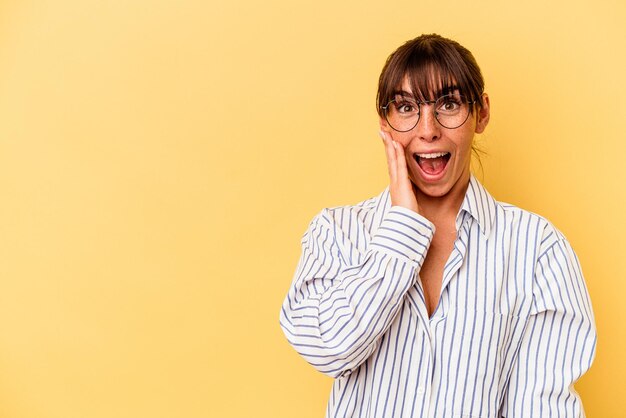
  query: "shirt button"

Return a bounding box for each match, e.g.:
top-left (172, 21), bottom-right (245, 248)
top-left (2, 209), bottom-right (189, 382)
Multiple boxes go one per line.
top-left (417, 386), bottom-right (425, 394)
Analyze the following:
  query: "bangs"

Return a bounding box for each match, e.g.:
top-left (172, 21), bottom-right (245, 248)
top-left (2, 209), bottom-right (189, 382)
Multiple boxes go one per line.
top-left (405, 62), bottom-right (467, 103)
top-left (377, 34), bottom-right (485, 117)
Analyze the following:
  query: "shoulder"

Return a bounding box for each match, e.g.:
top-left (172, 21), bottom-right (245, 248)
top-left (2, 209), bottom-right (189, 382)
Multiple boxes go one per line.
top-left (495, 200), bottom-right (567, 258)
top-left (466, 177), bottom-right (566, 254)
top-left (301, 189), bottom-right (391, 257)
top-left (308, 188), bottom-right (390, 233)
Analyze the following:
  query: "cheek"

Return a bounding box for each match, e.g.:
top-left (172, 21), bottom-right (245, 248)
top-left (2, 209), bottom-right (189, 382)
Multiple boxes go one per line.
top-left (388, 131), bottom-right (413, 147)
top-left (454, 131), bottom-right (475, 156)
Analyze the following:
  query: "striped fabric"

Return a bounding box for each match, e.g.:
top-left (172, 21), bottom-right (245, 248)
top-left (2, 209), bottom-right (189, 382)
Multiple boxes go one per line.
top-left (280, 176), bottom-right (596, 418)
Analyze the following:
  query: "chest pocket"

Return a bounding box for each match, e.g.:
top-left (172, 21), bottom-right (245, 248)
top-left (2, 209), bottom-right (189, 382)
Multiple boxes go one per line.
top-left (439, 309), bottom-right (519, 418)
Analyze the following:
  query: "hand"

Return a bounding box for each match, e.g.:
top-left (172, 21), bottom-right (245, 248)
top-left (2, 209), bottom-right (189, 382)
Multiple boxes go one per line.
top-left (379, 131), bottom-right (419, 214)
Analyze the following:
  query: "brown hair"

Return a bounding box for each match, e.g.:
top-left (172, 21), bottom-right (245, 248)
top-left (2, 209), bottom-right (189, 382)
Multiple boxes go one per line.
top-left (376, 34), bottom-right (485, 118)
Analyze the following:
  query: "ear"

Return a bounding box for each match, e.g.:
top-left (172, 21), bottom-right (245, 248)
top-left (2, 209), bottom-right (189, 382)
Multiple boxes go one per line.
top-left (474, 93), bottom-right (490, 134)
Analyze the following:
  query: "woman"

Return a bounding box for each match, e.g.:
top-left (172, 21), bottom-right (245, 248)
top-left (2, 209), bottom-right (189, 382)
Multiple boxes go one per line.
top-left (280, 34), bottom-right (596, 417)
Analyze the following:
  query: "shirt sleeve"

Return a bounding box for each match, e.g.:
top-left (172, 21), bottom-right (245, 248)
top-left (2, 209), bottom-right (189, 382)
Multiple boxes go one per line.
top-left (279, 206), bottom-right (435, 378)
top-left (499, 236), bottom-right (597, 417)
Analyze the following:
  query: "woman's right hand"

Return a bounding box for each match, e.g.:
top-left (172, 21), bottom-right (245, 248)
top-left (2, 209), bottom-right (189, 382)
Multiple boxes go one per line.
top-left (379, 131), bottom-right (420, 214)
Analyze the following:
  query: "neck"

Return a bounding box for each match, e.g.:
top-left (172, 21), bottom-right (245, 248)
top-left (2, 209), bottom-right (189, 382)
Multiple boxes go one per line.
top-left (415, 171), bottom-right (471, 225)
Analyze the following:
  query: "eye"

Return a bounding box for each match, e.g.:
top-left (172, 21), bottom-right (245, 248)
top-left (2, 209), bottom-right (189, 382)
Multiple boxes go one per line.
top-left (437, 95), bottom-right (463, 113)
top-left (394, 100), bottom-right (418, 114)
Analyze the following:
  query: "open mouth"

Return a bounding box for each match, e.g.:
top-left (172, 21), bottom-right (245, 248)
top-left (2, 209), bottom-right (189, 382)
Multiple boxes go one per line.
top-left (414, 152), bottom-right (451, 176)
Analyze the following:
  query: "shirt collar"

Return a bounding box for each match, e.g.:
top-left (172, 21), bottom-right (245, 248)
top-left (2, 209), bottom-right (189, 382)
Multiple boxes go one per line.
top-left (376, 174), bottom-right (497, 237)
top-left (458, 175), bottom-right (497, 236)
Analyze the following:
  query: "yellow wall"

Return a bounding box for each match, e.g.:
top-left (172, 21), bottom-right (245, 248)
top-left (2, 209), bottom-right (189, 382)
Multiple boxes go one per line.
top-left (0, 0), bottom-right (623, 417)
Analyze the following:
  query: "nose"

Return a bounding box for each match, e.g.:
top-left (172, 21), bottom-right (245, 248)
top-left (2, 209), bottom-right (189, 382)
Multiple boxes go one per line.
top-left (415, 103), bottom-right (440, 142)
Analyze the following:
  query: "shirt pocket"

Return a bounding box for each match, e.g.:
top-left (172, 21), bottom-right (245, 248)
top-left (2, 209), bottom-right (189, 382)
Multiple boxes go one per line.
top-left (444, 309), bottom-right (518, 418)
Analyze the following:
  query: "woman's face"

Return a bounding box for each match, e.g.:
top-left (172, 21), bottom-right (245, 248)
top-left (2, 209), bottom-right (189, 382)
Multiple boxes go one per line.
top-left (380, 77), bottom-right (490, 199)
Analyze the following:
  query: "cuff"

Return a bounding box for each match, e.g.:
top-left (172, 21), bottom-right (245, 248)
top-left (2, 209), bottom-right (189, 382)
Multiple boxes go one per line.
top-left (369, 206), bottom-right (435, 265)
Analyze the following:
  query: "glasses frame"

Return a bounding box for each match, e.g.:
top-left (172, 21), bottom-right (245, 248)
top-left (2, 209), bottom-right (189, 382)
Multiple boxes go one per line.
top-left (380, 94), bottom-right (477, 132)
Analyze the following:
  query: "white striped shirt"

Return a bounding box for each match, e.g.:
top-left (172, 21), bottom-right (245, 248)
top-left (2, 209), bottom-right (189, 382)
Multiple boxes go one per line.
top-left (280, 176), bottom-right (596, 417)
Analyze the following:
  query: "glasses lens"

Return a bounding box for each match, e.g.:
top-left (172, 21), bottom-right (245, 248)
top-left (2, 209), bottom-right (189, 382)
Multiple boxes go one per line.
top-left (385, 98), bottom-right (419, 132)
top-left (434, 94), bottom-right (471, 129)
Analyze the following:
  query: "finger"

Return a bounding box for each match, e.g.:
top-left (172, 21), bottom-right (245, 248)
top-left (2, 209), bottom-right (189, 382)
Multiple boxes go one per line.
top-left (393, 138), bottom-right (410, 183)
top-left (391, 139), bottom-right (420, 213)
top-left (379, 130), bottom-right (397, 181)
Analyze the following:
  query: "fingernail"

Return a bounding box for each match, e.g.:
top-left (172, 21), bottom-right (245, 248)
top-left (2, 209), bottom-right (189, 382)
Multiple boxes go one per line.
top-left (378, 130), bottom-right (386, 141)
top-left (392, 141), bottom-right (397, 149)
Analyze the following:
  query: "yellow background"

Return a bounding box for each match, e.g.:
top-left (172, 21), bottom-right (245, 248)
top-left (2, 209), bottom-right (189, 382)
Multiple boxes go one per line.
top-left (0, 0), bottom-right (624, 417)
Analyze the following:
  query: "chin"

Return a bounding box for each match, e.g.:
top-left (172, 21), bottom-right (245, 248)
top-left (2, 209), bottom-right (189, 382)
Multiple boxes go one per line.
top-left (410, 180), bottom-right (452, 198)
top-left (421, 186), bottom-right (451, 198)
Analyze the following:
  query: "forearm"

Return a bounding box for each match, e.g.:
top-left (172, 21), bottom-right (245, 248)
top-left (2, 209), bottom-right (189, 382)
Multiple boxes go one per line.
top-left (280, 206), bottom-right (434, 377)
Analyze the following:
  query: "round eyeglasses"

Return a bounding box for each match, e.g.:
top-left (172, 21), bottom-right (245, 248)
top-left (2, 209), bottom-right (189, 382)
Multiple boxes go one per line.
top-left (381, 94), bottom-right (476, 132)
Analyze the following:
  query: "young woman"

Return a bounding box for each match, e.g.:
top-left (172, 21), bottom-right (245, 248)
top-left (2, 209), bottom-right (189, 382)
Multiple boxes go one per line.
top-left (280, 34), bottom-right (596, 418)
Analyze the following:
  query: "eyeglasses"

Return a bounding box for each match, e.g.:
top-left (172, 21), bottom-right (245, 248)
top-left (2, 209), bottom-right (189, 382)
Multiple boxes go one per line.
top-left (381, 93), bottom-right (476, 131)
